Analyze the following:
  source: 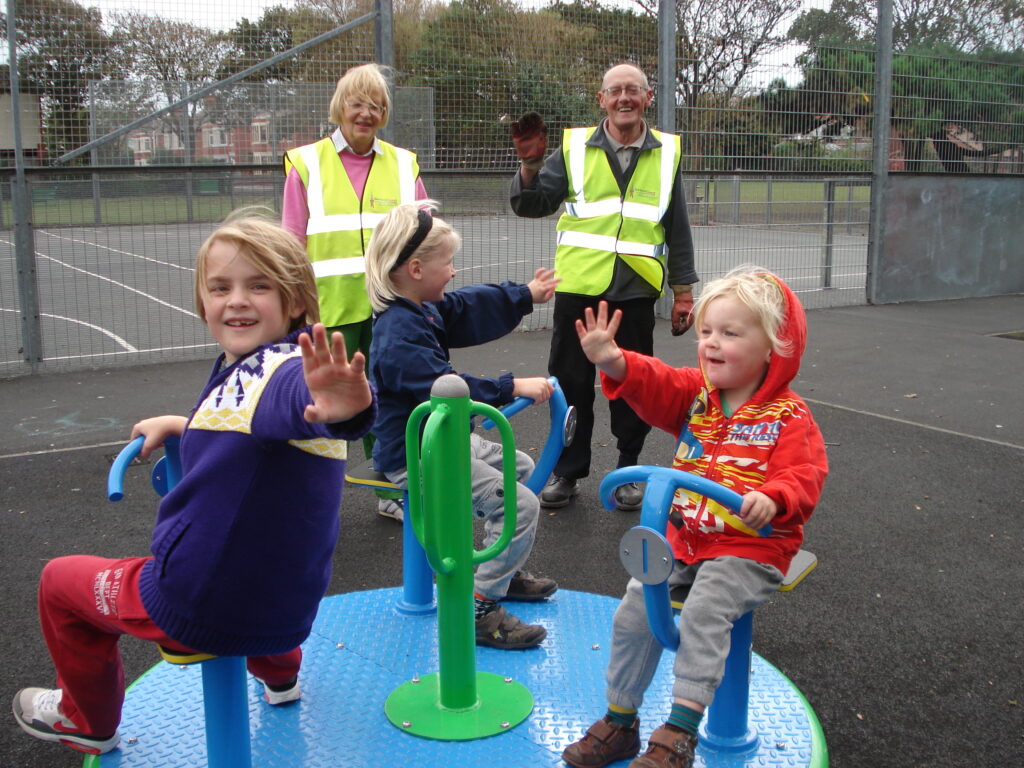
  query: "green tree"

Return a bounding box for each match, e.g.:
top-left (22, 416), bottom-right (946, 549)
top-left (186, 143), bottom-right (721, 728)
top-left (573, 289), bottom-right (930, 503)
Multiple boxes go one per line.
top-left (0, 0), bottom-right (110, 160)
top-left (410, 0), bottom-right (600, 167)
top-left (787, 0), bottom-right (1024, 53)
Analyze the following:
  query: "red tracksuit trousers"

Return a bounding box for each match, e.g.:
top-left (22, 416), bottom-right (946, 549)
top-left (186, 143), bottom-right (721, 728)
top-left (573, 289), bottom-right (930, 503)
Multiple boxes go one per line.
top-left (38, 554), bottom-right (302, 737)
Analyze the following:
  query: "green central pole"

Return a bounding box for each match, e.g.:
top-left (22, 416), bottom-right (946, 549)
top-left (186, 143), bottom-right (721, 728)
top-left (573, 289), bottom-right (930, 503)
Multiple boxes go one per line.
top-left (385, 375), bottom-right (533, 740)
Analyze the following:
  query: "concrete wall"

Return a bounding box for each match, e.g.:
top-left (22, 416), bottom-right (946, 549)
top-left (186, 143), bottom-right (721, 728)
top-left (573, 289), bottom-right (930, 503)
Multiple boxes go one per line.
top-left (875, 175), bottom-right (1024, 303)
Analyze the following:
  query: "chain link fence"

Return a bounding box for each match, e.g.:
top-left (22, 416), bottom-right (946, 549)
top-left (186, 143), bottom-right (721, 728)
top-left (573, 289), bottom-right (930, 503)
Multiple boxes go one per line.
top-left (2, 0), bottom-right (1022, 374)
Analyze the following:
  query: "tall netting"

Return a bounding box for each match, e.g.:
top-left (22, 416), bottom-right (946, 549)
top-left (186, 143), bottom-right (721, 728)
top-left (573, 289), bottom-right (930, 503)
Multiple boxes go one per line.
top-left (2, 0), bottom-right (1023, 373)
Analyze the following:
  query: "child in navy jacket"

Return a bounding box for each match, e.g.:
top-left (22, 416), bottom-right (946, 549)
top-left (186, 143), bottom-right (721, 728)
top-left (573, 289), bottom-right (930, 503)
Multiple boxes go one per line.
top-left (366, 202), bottom-right (559, 650)
top-left (13, 216), bottom-right (376, 756)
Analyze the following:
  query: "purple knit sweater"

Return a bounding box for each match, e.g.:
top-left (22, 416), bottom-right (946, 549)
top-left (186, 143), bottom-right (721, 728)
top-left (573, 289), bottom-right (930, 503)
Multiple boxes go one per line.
top-left (138, 327), bottom-right (376, 656)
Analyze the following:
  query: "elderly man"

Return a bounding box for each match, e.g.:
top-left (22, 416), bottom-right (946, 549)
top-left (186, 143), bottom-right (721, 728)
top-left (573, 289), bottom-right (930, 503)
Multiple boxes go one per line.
top-left (509, 63), bottom-right (698, 511)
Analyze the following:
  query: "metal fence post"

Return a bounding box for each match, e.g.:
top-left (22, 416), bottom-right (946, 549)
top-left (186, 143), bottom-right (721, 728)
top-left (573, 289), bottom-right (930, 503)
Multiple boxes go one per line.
top-left (867, 0), bottom-right (894, 304)
top-left (7, 0), bottom-right (43, 372)
top-left (657, 0), bottom-right (675, 134)
top-left (823, 179), bottom-right (835, 288)
top-left (375, 0), bottom-right (394, 144)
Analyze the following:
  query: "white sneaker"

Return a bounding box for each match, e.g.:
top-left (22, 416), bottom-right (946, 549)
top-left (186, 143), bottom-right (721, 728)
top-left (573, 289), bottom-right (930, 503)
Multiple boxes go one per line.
top-left (377, 498), bottom-right (403, 521)
top-left (261, 677), bottom-right (301, 705)
top-left (12, 687), bottom-right (119, 754)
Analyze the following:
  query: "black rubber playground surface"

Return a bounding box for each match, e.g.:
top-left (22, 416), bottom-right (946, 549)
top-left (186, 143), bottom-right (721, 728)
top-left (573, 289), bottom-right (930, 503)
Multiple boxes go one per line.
top-left (1, 294), bottom-right (1021, 768)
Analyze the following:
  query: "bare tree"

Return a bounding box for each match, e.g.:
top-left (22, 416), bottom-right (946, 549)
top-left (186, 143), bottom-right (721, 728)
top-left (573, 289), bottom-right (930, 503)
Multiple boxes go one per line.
top-left (108, 12), bottom-right (232, 160)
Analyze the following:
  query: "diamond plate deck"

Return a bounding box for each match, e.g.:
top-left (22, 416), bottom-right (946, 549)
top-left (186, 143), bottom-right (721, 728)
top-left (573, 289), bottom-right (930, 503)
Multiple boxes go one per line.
top-left (89, 588), bottom-right (824, 768)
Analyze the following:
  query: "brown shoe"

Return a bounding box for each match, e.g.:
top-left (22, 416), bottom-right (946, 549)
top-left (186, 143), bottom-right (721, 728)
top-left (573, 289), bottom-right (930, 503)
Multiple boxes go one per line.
top-left (562, 715), bottom-right (640, 768)
top-left (474, 605), bottom-right (546, 649)
top-left (629, 725), bottom-right (698, 768)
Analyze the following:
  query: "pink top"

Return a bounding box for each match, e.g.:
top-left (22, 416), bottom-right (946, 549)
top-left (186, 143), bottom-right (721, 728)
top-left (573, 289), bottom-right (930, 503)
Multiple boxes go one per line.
top-left (282, 131), bottom-right (428, 245)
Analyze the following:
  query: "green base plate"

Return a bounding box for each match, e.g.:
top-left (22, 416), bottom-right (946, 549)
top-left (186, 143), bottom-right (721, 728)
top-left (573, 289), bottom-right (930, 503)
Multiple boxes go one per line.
top-left (385, 671), bottom-right (533, 740)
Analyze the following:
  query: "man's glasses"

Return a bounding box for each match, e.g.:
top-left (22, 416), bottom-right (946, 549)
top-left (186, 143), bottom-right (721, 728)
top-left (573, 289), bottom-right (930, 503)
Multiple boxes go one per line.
top-left (346, 100), bottom-right (386, 117)
top-left (602, 85), bottom-right (647, 97)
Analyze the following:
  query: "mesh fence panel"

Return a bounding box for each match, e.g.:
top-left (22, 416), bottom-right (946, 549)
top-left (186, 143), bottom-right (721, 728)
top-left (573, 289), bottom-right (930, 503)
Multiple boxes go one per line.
top-left (2, 0), bottom-right (1022, 373)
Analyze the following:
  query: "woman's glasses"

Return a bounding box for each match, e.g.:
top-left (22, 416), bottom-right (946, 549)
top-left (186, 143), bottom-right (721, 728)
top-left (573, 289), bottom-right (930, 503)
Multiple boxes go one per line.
top-left (345, 100), bottom-right (385, 117)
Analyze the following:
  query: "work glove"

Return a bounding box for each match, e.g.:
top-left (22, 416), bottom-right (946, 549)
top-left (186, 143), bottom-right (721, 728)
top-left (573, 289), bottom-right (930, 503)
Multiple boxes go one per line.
top-left (511, 111), bottom-right (548, 172)
top-left (670, 287), bottom-right (694, 337)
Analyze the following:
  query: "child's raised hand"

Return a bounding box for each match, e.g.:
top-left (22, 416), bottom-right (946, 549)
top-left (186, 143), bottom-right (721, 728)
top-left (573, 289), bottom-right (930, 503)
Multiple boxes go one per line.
top-left (130, 415), bottom-right (188, 459)
top-left (299, 323), bottom-right (374, 424)
top-left (527, 268), bottom-right (559, 304)
top-left (739, 490), bottom-right (778, 531)
top-left (575, 301), bottom-right (627, 380)
top-left (512, 376), bottom-right (554, 404)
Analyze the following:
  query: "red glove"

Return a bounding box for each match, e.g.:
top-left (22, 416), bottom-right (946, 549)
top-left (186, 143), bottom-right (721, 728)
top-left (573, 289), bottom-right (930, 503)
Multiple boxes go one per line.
top-left (511, 111), bottom-right (548, 171)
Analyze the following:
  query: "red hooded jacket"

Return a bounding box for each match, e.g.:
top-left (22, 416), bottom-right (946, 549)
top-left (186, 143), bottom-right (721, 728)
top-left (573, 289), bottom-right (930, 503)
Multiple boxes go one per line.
top-left (601, 274), bottom-right (827, 573)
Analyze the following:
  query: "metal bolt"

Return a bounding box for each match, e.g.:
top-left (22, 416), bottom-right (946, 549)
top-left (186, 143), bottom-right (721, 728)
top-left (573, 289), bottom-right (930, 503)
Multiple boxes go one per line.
top-left (336, 642), bottom-right (345, 649)
top-left (402, 721), bottom-right (412, 728)
top-left (501, 721), bottom-right (511, 729)
top-left (412, 675), bottom-right (421, 683)
top-left (126, 736), bottom-right (139, 745)
top-left (504, 677), bottom-right (513, 683)
top-left (591, 644), bottom-right (601, 650)
top-left (776, 741), bottom-right (787, 750)
top-left (623, 549), bottom-right (631, 556)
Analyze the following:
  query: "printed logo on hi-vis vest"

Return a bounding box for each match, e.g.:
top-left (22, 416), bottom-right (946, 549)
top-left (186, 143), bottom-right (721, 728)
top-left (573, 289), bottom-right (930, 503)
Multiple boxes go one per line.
top-left (369, 194), bottom-right (397, 207)
top-left (628, 188), bottom-right (657, 200)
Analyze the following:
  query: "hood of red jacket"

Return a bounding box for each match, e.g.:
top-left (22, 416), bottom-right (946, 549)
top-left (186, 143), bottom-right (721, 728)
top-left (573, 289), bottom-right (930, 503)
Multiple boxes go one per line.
top-left (700, 272), bottom-right (807, 403)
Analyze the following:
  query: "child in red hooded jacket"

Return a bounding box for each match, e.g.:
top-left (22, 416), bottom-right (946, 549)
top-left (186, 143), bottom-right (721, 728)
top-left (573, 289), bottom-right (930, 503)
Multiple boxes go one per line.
top-left (562, 267), bottom-right (828, 768)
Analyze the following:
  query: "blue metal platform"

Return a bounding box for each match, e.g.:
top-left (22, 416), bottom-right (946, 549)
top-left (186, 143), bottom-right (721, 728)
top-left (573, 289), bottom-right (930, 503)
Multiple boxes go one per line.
top-left (88, 588), bottom-right (823, 768)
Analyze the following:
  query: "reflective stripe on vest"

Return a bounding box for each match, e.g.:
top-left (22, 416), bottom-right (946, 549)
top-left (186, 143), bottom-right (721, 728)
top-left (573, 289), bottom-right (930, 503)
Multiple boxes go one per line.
top-left (555, 126), bottom-right (680, 296)
top-left (286, 138), bottom-right (418, 326)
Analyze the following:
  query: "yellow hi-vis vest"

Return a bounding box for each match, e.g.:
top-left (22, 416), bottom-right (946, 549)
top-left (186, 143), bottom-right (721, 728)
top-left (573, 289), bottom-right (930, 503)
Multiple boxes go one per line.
top-left (555, 126), bottom-right (680, 296)
top-left (284, 137), bottom-right (419, 326)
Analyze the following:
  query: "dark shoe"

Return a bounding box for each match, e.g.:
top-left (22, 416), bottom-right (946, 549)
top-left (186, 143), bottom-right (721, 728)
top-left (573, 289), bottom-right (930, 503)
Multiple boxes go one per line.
top-left (562, 715), bottom-right (641, 768)
top-left (12, 688), bottom-right (119, 755)
top-left (475, 605), bottom-right (546, 649)
top-left (613, 481), bottom-right (644, 511)
top-left (540, 476), bottom-right (578, 508)
top-left (629, 725), bottom-right (697, 768)
top-left (505, 570), bottom-right (558, 601)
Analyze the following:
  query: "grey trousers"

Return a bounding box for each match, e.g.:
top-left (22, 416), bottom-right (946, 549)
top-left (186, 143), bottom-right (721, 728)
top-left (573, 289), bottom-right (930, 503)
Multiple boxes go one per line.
top-left (606, 556), bottom-right (783, 710)
top-left (385, 432), bottom-right (540, 601)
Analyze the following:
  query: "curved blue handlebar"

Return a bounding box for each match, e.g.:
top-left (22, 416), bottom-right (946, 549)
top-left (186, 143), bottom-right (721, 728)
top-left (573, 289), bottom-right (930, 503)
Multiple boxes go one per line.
top-left (107, 435), bottom-right (182, 502)
top-left (606, 465), bottom-right (770, 652)
top-left (108, 436), bottom-right (145, 501)
top-left (480, 377), bottom-right (575, 495)
top-left (600, 465), bottom-right (770, 537)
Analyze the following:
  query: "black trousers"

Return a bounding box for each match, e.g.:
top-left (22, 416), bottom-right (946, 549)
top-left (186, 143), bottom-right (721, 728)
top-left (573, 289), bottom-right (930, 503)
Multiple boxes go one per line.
top-left (547, 293), bottom-right (655, 481)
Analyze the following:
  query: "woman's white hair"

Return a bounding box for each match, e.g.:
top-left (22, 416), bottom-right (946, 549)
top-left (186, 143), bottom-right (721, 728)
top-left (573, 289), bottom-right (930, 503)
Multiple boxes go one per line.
top-left (364, 201), bottom-right (461, 312)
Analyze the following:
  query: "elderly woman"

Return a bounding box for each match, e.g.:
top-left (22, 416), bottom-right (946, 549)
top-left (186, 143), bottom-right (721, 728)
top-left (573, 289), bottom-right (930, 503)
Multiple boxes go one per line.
top-left (283, 63), bottom-right (427, 520)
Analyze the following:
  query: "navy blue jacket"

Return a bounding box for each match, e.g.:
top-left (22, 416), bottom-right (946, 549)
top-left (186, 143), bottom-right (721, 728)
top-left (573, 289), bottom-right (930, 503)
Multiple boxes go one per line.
top-left (370, 283), bottom-right (534, 474)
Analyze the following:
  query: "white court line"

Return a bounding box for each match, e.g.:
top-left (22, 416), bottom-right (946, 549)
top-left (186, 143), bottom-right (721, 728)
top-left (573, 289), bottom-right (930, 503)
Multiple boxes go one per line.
top-left (39, 340), bottom-right (217, 363)
top-left (0, 238), bottom-right (195, 318)
top-left (0, 307), bottom-right (136, 351)
top-left (803, 397), bottom-right (1023, 451)
top-left (37, 230), bottom-right (194, 272)
top-left (0, 440), bottom-right (128, 461)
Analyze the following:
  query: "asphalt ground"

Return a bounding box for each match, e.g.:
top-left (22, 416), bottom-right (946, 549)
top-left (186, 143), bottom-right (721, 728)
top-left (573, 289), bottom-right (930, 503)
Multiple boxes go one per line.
top-left (1, 294), bottom-right (1021, 768)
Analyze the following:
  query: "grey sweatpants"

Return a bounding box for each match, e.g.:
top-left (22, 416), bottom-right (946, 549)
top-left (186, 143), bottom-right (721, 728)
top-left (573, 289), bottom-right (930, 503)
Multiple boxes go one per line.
top-left (606, 556), bottom-right (783, 710)
top-left (385, 432), bottom-right (540, 601)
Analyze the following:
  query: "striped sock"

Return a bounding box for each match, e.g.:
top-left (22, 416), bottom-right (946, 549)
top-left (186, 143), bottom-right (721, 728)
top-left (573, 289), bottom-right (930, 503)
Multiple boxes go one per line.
top-left (474, 595), bottom-right (497, 620)
top-left (666, 703), bottom-right (702, 736)
top-left (606, 704), bottom-right (637, 728)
